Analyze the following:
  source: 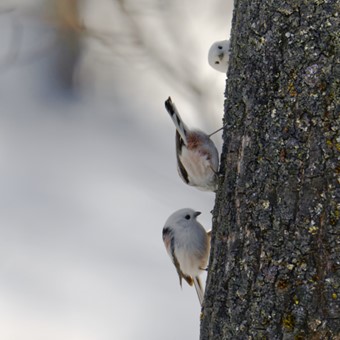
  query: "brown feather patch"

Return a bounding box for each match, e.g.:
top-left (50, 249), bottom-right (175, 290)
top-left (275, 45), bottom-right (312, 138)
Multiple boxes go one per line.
top-left (186, 133), bottom-right (202, 149)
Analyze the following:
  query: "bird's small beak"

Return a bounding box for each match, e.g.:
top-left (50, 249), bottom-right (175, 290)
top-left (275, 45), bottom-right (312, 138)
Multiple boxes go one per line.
top-left (218, 52), bottom-right (224, 61)
top-left (194, 211), bottom-right (201, 218)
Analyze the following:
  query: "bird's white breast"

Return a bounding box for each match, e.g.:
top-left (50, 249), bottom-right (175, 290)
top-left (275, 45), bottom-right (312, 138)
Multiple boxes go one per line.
top-left (179, 148), bottom-right (217, 191)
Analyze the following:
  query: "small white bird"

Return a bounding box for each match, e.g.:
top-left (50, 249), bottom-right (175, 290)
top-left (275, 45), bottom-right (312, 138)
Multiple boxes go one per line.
top-left (208, 40), bottom-right (230, 73)
top-left (164, 97), bottom-right (219, 192)
top-left (162, 208), bottom-right (211, 306)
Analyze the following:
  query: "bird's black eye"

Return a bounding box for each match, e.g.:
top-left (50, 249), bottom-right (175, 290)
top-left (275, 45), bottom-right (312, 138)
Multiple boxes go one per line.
top-left (218, 45), bottom-right (223, 49)
top-left (215, 61), bottom-right (220, 64)
top-left (185, 215), bottom-right (191, 220)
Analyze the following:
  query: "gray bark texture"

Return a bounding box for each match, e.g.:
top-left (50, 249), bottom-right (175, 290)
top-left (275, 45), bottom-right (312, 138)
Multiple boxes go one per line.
top-left (201, 0), bottom-right (340, 339)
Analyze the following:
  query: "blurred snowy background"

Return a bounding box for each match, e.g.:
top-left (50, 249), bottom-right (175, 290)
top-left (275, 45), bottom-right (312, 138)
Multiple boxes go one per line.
top-left (0, 1), bottom-right (233, 339)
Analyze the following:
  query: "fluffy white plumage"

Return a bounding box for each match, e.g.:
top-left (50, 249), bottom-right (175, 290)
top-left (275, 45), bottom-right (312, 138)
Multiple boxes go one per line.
top-left (162, 208), bottom-right (211, 306)
top-left (208, 39), bottom-right (230, 73)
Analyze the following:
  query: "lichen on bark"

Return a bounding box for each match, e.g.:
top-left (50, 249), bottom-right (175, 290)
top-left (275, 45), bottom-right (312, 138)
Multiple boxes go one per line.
top-left (200, 0), bottom-right (340, 339)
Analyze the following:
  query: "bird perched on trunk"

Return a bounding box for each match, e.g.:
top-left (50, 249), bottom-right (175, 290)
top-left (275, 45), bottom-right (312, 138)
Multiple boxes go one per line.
top-left (164, 97), bottom-right (219, 192)
top-left (208, 39), bottom-right (230, 73)
top-left (162, 208), bottom-right (211, 306)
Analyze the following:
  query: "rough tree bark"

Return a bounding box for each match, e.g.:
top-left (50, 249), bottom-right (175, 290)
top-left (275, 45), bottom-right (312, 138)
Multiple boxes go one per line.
top-left (201, 0), bottom-right (340, 339)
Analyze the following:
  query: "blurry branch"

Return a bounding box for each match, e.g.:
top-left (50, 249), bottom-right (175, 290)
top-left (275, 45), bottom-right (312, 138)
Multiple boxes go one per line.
top-left (0, 0), bottom-right (82, 90)
top-left (0, 7), bottom-right (15, 14)
top-left (0, 11), bottom-right (22, 73)
top-left (109, 0), bottom-right (217, 126)
top-left (53, 0), bottom-right (84, 33)
top-left (44, 0), bottom-right (83, 92)
top-left (0, 7), bottom-right (59, 71)
top-left (0, 0), bottom-right (224, 123)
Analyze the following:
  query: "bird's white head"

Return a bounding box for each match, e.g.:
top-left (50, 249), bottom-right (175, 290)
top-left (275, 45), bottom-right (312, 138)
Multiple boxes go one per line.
top-left (165, 208), bottom-right (201, 229)
top-left (208, 40), bottom-right (230, 73)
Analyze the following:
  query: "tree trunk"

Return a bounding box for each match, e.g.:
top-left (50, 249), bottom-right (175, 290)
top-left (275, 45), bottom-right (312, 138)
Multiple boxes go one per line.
top-left (201, 0), bottom-right (340, 339)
